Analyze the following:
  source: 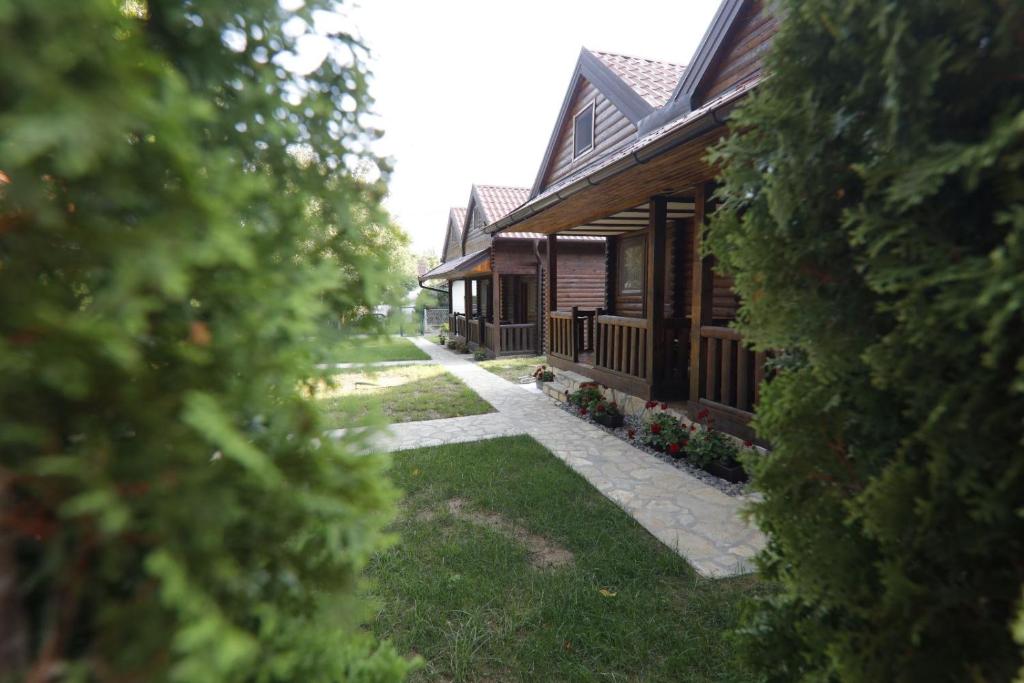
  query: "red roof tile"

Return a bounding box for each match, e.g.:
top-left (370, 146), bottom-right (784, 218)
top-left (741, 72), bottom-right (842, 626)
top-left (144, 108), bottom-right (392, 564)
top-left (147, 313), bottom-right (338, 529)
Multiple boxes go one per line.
top-left (590, 50), bottom-right (686, 108)
top-left (474, 185), bottom-right (530, 224)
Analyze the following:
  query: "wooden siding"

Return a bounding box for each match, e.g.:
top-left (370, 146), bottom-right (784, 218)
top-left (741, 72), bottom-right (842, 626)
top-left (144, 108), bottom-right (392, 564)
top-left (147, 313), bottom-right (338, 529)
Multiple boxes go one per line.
top-left (695, 0), bottom-right (777, 105)
top-left (542, 240), bottom-right (606, 311)
top-left (462, 202), bottom-right (492, 255)
top-left (492, 240), bottom-right (540, 275)
top-left (443, 215), bottom-right (463, 261)
top-left (712, 271), bottom-right (740, 321)
top-left (540, 78), bottom-right (637, 192)
top-left (669, 219), bottom-right (694, 319)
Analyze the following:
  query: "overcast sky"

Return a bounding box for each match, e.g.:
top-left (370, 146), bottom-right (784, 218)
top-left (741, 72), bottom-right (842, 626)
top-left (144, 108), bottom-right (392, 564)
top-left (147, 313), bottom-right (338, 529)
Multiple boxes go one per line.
top-left (350, 0), bottom-right (721, 255)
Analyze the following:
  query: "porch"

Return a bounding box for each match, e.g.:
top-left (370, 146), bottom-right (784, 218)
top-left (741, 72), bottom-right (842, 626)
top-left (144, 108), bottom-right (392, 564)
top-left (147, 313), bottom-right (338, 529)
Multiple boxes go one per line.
top-left (541, 187), bottom-right (768, 440)
top-left (448, 272), bottom-right (541, 357)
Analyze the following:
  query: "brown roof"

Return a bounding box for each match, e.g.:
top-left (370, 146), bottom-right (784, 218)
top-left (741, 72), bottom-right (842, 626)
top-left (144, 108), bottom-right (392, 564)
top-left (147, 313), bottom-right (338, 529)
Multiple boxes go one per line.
top-left (449, 207), bottom-right (467, 231)
top-left (473, 185), bottom-right (530, 224)
top-left (590, 50), bottom-right (686, 108)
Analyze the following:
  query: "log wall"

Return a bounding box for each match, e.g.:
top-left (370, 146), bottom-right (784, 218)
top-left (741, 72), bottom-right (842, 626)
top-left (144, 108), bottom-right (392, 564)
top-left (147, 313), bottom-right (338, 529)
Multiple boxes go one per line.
top-left (540, 78), bottom-right (637, 192)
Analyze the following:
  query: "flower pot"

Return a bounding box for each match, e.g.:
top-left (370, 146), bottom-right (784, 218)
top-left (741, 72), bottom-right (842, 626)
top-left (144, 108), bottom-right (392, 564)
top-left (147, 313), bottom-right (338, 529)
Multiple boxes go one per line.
top-left (593, 412), bottom-right (624, 428)
top-left (703, 460), bottom-right (748, 484)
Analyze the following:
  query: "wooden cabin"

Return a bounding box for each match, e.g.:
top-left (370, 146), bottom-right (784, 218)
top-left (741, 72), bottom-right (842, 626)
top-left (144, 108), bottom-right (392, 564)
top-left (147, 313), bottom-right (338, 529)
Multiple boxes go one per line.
top-left (419, 185), bottom-right (606, 357)
top-left (489, 0), bottom-right (777, 439)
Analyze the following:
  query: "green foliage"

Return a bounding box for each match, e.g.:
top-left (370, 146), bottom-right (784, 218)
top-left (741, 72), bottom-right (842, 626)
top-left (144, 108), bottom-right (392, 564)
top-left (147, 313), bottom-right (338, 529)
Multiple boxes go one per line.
top-left (472, 349), bottom-right (488, 361)
top-left (0, 0), bottom-right (415, 679)
top-left (685, 410), bottom-right (740, 467)
top-left (708, 1), bottom-right (1024, 679)
top-left (446, 339), bottom-right (468, 354)
top-left (566, 382), bottom-right (603, 410)
top-left (639, 408), bottom-right (687, 454)
top-left (532, 365), bottom-right (554, 382)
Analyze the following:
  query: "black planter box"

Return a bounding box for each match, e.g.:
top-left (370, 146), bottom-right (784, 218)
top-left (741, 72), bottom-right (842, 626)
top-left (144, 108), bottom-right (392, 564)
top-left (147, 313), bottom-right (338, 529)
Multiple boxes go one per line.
top-left (703, 460), bottom-right (748, 484)
top-left (593, 412), bottom-right (624, 428)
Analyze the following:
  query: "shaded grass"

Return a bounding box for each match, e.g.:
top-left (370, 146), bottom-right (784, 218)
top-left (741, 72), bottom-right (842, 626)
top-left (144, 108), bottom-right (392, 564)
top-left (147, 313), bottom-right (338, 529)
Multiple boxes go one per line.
top-left (368, 435), bottom-right (765, 682)
top-left (317, 365), bottom-right (493, 425)
top-left (323, 334), bottom-right (429, 364)
top-left (476, 355), bottom-right (547, 384)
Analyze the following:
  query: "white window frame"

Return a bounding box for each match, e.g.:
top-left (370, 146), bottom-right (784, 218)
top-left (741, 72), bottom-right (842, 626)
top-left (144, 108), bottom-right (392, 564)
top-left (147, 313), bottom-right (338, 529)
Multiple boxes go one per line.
top-left (571, 100), bottom-right (596, 160)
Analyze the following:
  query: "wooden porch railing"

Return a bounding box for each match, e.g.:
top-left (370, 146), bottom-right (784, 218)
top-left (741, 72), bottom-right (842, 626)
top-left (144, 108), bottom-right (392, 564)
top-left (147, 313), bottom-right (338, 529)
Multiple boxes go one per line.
top-left (548, 307), bottom-right (594, 361)
top-left (549, 311), bottom-right (575, 360)
top-left (594, 314), bottom-right (648, 380)
top-left (698, 325), bottom-right (766, 417)
top-left (499, 323), bottom-right (538, 354)
top-left (482, 322), bottom-right (539, 355)
top-left (467, 317), bottom-right (482, 346)
top-left (450, 313), bottom-right (468, 339)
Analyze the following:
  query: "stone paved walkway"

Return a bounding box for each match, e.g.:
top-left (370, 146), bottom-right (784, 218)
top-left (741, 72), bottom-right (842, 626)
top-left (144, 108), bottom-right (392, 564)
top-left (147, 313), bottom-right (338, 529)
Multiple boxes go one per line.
top-left (316, 359), bottom-right (435, 370)
top-left (345, 338), bottom-right (765, 578)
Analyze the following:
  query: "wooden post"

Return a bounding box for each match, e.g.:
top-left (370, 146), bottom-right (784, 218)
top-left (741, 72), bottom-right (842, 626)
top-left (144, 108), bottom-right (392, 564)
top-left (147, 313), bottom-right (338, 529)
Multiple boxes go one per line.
top-left (491, 271), bottom-right (501, 356)
top-left (546, 235), bottom-right (558, 354)
top-left (688, 184), bottom-right (714, 404)
top-left (463, 277), bottom-right (472, 332)
top-left (645, 196), bottom-right (668, 394)
top-left (605, 235), bottom-right (618, 314)
top-left (447, 279), bottom-right (453, 314)
top-left (570, 305), bottom-right (579, 362)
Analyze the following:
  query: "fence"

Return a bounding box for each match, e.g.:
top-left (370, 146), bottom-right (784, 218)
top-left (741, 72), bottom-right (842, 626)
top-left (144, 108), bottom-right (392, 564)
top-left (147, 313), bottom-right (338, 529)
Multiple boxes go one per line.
top-left (423, 308), bottom-right (448, 335)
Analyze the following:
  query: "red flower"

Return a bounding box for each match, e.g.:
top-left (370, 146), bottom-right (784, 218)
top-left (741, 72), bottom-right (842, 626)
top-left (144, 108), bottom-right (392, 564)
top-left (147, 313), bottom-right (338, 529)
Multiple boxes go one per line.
top-left (668, 443), bottom-right (680, 455)
top-left (697, 408), bottom-right (710, 420)
top-left (650, 423), bottom-right (661, 434)
top-left (627, 428), bottom-right (636, 439)
top-left (689, 425), bottom-right (696, 432)
top-left (596, 403), bottom-right (606, 413)
top-left (645, 400), bottom-right (656, 409)
top-left (580, 407), bottom-right (588, 415)
top-left (744, 440), bottom-right (753, 448)
top-left (660, 402), bottom-right (668, 409)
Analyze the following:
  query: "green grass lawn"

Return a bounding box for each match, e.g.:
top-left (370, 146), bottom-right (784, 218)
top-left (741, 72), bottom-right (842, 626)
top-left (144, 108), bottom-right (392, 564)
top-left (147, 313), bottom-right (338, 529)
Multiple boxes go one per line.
top-left (476, 355), bottom-right (547, 384)
top-left (368, 435), bottom-right (764, 682)
top-left (317, 365), bottom-right (493, 426)
top-left (323, 334), bottom-right (429, 364)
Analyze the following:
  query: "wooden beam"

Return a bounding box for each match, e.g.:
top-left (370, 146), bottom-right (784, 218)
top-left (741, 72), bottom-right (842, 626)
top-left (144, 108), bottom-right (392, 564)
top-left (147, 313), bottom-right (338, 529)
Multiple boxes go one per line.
top-left (645, 196), bottom-right (668, 393)
top-left (463, 278), bottom-right (472, 328)
top-left (688, 183), bottom-right (714, 402)
top-left (546, 235), bottom-right (558, 352)
top-left (492, 271), bottom-right (501, 355)
top-left (605, 235), bottom-right (618, 314)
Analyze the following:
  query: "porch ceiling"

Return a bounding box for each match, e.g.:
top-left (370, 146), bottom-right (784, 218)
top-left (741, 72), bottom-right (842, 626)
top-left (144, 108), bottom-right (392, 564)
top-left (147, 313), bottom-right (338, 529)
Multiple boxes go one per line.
top-left (491, 123), bottom-right (727, 237)
top-left (557, 200), bottom-right (694, 236)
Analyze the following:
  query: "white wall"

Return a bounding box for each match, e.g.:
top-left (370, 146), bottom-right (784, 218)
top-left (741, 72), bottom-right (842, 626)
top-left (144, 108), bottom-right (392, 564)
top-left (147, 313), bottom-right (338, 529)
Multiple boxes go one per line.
top-left (451, 280), bottom-right (465, 314)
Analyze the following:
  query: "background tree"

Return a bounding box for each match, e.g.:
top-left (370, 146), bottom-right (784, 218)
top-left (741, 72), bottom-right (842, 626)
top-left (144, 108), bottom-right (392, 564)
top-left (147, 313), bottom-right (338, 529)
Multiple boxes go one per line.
top-left (708, 1), bottom-right (1024, 680)
top-left (0, 0), bottom-right (414, 680)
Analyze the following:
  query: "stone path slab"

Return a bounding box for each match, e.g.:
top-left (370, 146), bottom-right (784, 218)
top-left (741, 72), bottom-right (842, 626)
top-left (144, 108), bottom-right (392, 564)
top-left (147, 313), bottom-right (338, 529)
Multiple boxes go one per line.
top-left (316, 359), bottom-right (435, 370)
top-left (329, 412), bottom-right (524, 452)
top-left (341, 337), bottom-right (765, 578)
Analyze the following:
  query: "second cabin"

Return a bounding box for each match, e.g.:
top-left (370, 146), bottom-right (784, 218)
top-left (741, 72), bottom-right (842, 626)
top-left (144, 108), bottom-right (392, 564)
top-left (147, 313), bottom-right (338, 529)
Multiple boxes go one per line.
top-left (420, 184), bottom-right (605, 358)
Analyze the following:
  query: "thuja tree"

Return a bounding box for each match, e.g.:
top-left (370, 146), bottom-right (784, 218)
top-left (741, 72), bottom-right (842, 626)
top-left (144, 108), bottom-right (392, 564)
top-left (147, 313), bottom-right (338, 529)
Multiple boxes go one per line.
top-left (708, 1), bottom-right (1024, 680)
top-left (0, 0), bottom-right (414, 680)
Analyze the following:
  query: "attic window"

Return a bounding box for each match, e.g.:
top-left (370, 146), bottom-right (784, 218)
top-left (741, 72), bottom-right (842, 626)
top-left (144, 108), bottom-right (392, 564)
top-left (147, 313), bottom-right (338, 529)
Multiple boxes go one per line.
top-left (572, 101), bottom-right (595, 158)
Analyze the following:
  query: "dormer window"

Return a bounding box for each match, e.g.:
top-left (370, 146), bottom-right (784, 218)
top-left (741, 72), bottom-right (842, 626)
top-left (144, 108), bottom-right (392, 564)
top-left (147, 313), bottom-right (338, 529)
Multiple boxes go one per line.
top-left (572, 101), bottom-right (595, 159)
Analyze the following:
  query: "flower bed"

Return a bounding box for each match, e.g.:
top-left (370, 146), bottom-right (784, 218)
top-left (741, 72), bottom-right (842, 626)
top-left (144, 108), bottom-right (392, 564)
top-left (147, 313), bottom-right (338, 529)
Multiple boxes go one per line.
top-left (558, 388), bottom-right (756, 497)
